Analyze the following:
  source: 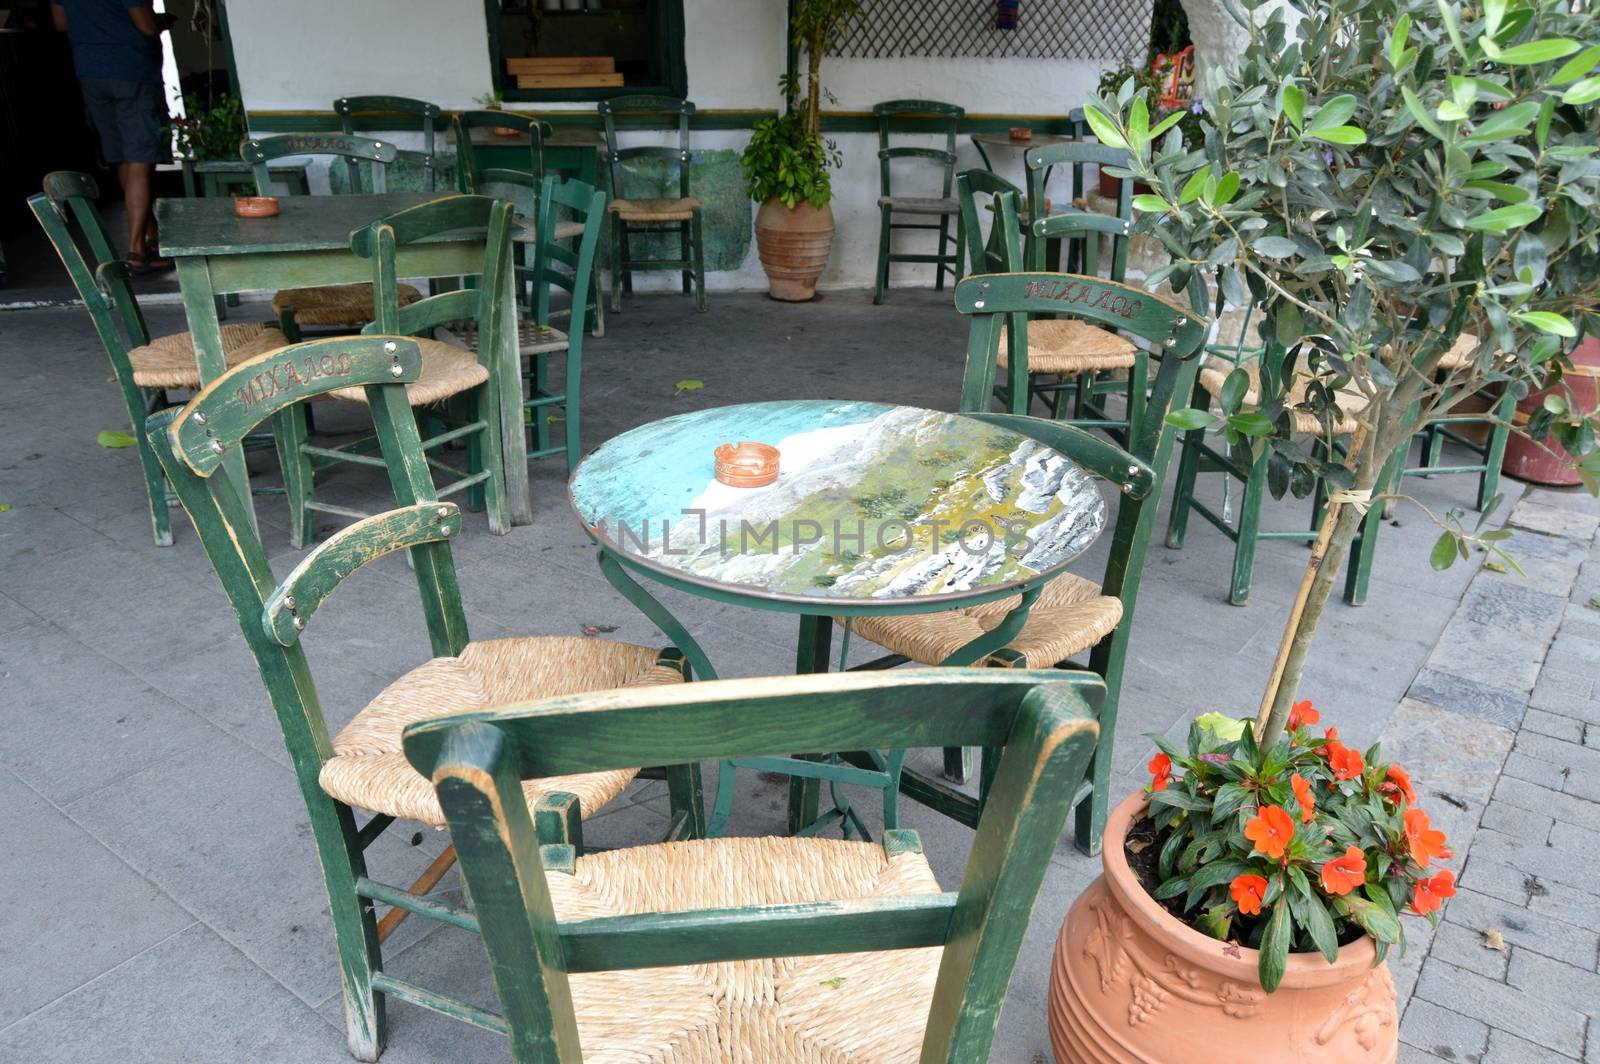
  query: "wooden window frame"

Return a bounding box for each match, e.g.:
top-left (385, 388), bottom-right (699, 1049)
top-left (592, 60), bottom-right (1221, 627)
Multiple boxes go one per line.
top-left (485, 0), bottom-right (687, 104)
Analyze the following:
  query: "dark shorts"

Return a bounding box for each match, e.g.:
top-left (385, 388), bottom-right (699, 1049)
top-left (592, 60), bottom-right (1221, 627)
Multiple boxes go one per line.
top-left (80, 77), bottom-right (169, 165)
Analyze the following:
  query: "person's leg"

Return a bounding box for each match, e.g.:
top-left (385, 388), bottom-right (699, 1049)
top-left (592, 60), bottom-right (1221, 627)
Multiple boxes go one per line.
top-left (122, 162), bottom-right (155, 257)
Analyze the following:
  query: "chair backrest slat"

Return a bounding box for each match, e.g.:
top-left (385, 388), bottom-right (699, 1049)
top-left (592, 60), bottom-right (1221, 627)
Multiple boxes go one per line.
top-left (956, 169), bottom-right (1024, 274)
top-left (242, 133), bottom-right (398, 196)
top-left (1023, 141), bottom-right (1133, 269)
top-left (874, 99), bottom-right (964, 199)
top-left (401, 669), bottom-right (1102, 1061)
top-left (597, 95), bottom-right (695, 201)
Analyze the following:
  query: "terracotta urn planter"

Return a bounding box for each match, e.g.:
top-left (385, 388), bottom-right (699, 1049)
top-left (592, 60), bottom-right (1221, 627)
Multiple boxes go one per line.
top-left (1049, 794), bottom-right (1398, 1063)
top-left (1502, 334), bottom-right (1600, 486)
top-left (753, 197), bottom-right (834, 301)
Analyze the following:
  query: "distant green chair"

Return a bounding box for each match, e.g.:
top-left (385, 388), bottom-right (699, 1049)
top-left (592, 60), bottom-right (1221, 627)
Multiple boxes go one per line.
top-left (847, 190), bottom-right (1208, 855)
top-left (143, 334), bottom-right (694, 1061)
top-left (1399, 332), bottom-right (1513, 511)
top-left (242, 133), bottom-right (422, 340)
top-left (1164, 309), bottom-right (1395, 606)
top-left (597, 94), bottom-right (706, 313)
top-left (1024, 140), bottom-right (1133, 272)
top-left (401, 668), bottom-right (1103, 1062)
top-left (335, 95), bottom-right (443, 192)
top-left (28, 172), bottom-right (286, 546)
top-left (443, 176), bottom-right (607, 472)
top-left (273, 195), bottom-right (514, 544)
top-left (873, 99), bottom-right (965, 303)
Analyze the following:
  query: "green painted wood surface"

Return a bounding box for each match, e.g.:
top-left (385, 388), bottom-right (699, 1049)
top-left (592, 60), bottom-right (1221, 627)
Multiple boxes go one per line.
top-left (158, 193), bottom-right (445, 257)
top-left (262, 502), bottom-right (463, 646)
top-left (402, 669), bottom-right (1101, 1062)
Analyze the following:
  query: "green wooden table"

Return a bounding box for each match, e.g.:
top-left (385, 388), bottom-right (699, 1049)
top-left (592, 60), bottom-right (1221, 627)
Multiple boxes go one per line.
top-left (156, 192), bottom-right (531, 532)
top-left (568, 399), bottom-right (1108, 834)
top-left (450, 126), bottom-right (604, 188)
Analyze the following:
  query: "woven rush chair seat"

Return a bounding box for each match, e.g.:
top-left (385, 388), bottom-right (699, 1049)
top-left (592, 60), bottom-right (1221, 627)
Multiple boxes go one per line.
top-left (878, 195), bottom-right (959, 215)
top-left (996, 318), bottom-right (1138, 376)
top-left (846, 572), bottom-right (1123, 670)
top-left (320, 636), bottom-right (681, 827)
top-left (328, 337), bottom-right (489, 406)
top-left (513, 215), bottom-right (586, 244)
top-left (271, 282), bottom-right (423, 327)
top-left (440, 319), bottom-right (569, 357)
top-left (1199, 359), bottom-right (1369, 434)
top-left (545, 834), bottom-right (942, 1062)
top-left (128, 323), bottom-right (287, 389)
top-left (607, 196), bottom-right (699, 223)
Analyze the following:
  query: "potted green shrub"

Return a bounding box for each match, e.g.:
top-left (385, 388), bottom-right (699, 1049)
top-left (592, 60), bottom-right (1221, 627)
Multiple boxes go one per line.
top-left (169, 92), bottom-right (246, 162)
top-left (1050, 0), bottom-right (1600, 1055)
top-left (742, 0), bottom-right (859, 301)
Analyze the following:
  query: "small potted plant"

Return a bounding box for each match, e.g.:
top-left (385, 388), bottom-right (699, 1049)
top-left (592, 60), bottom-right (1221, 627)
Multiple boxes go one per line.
top-left (1051, 703), bottom-right (1449, 1061)
top-left (741, 0), bottom-right (859, 301)
top-left (475, 91), bottom-right (521, 138)
top-left (169, 91), bottom-right (246, 162)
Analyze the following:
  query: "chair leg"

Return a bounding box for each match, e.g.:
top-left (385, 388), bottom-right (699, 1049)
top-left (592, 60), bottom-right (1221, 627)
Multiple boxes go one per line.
top-left (690, 209), bottom-right (707, 313)
top-left (278, 307), bottom-right (302, 343)
top-left (679, 219), bottom-right (691, 294)
top-left (1125, 355), bottom-right (1149, 450)
top-left (665, 762), bottom-right (706, 840)
top-left (310, 798), bottom-right (387, 1061)
top-left (133, 414), bottom-right (174, 547)
top-left (1165, 384), bottom-right (1209, 550)
top-left (953, 212), bottom-right (966, 283)
top-left (608, 214), bottom-right (624, 314)
top-left (530, 355), bottom-right (551, 457)
top-left (476, 384), bottom-right (510, 536)
top-left (1480, 391), bottom-right (1514, 510)
top-left (273, 403), bottom-right (316, 549)
top-left (942, 745), bottom-right (974, 783)
top-left (563, 345), bottom-right (582, 472)
top-left (459, 399), bottom-right (486, 514)
top-left (873, 206), bottom-right (891, 305)
top-left (1344, 449), bottom-right (1402, 606)
top-left (620, 224), bottom-right (634, 296)
top-left (935, 214), bottom-right (951, 291)
top-left (1230, 450), bottom-right (1269, 606)
top-left (589, 257), bottom-right (606, 338)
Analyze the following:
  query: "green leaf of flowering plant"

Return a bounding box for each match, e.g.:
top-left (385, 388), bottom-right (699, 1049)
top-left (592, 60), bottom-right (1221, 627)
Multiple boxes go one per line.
top-left (1081, 102), bottom-right (1129, 150)
top-left (1494, 38), bottom-right (1583, 66)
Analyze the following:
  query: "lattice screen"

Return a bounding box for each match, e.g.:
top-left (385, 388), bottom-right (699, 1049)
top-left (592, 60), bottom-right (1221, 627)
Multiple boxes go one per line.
top-left (835, 0), bottom-right (1156, 61)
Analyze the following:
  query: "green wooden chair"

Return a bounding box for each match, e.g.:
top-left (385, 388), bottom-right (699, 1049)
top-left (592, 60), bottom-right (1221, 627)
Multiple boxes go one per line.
top-left (273, 195), bottom-right (514, 544)
top-left (336, 95), bottom-right (444, 192)
top-left (242, 133), bottom-right (422, 340)
top-left (442, 176), bottom-right (607, 472)
top-left (454, 111), bottom-right (603, 340)
top-left (28, 172), bottom-right (287, 546)
top-left (597, 94), bottom-right (706, 314)
top-left (143, 334), bottom-right (697, 1062)
top-left (1398, 332), bottom-right (1513, 512)
top-left (873, 99), bottom-right (966, 304)
top-left (401, 668), bottom-right (1102, 1062)
top-left (1024, 141), bottom-right (1133, 272)
top-left (1164, 308), bottom-right (1394, 606)
top-left (847, 192), bottom-right (1208, 855)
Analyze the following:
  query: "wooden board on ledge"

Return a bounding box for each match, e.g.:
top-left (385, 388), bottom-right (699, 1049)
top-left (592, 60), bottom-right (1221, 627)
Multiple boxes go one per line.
top-left (506, 56), bottom-right (616, 76)
top-left (515, 73), bottom-right (625, 88)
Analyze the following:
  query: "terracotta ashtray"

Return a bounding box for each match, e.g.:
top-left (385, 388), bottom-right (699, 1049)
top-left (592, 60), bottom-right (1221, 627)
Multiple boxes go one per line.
top-left (714, 441), bottom-right (779, 488)
top-left (233, 196), bottom-right (279, 218)
top-left (1009, 126), bottom-right (1033, 142)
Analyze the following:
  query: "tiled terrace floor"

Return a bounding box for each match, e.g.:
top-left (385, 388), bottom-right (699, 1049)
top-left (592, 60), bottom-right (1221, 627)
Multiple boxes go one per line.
top-left (0, 288), bottom-right (1593, 1061)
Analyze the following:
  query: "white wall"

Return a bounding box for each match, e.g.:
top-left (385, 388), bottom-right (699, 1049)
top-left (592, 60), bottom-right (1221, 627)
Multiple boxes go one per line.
top-left (227, 0), bottom-right (1113, 291)
top-left (228, 0), bottom-right (495, 110)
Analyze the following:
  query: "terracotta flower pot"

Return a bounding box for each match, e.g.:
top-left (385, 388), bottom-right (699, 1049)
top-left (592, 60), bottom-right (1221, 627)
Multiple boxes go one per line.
top-left (1502, 335), bottom-right (1600, 486)
top-left (753, 197), bottom-right (834, 302)
top-left (1049, 793), bottom-right (1398, 1063)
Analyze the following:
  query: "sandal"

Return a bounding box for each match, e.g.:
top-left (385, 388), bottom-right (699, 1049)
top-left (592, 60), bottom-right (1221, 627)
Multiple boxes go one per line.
top-left (127, 252), bottom-right (174, 275)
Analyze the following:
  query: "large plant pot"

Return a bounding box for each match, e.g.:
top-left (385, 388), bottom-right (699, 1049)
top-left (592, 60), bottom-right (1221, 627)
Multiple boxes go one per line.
top-left (753, 198), bottom-right (834, 301)
top-left (1502, 335), bottom-right (1600, 486)
top-left (1049, 794), bottom-right (1398, 1063)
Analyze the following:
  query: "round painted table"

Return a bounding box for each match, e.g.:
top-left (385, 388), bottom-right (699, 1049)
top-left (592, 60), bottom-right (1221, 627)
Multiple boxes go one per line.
top-left (968, 130), bottom-right (1074, 172)
top-left (568, 399), bottom-right (1109, 834)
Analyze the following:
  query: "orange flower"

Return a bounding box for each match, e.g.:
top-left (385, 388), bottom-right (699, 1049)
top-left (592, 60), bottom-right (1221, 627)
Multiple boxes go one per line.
top-left (1289, 700), bottom-right (1320, 729)
top-left (1405, 808), bottom-right (1448, 867)
top-left (1411, 869), bottom-right (1456, 915)
top-left (1291, 773), bottom-right (1316, 823)
top-left (1148, 752), bottom-right (1172, 792)
top-left (1244, 805), bottom-right (1296, 860)
top-left (1320, 845), bottom-right (1368, 896)
top-left (1323, 726), bottom-right (1340, 742)
top-left (1327, 742), bottom-right (1364, 781)
top-left (1383, 764), bottom-right (1418, 805)
top-left (1230, 874), bottom-right (1269, 916)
